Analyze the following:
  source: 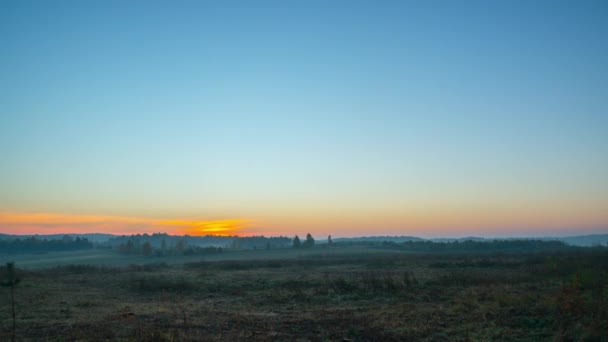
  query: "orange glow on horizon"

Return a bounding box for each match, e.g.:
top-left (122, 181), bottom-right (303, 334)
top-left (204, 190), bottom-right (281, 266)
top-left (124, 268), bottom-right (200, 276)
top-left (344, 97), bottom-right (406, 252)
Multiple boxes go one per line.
top-left (0, 211), bottom-right (253, 236)
top-left (0, 209), bottom-right (606, 238)
top-left (161, 218), bottom-right (250, 236)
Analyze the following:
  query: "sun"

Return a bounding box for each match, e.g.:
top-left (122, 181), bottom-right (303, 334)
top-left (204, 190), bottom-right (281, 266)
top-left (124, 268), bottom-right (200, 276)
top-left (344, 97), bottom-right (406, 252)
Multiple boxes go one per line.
top-left (160, 218), bottom-right (249, 236)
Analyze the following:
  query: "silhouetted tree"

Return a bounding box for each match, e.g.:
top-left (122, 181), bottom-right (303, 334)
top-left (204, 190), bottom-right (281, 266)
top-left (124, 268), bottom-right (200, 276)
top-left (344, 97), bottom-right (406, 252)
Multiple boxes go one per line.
top-left (0, 237), bottom-right (93, 254)
top-left (2, 262), bottom-right (21, 342)
top-left (293, 235), bottom-right (301, 248)
top-left (303, 233), bottom-right (315, 248)
top-left (118, 239), bottom-right (136, 254)
top-left (126, 239), bottom-right (135, 253)
top-left (176, 239), bottom-right (186, 252)
top-left (143, 242), bottom-right (153, 256)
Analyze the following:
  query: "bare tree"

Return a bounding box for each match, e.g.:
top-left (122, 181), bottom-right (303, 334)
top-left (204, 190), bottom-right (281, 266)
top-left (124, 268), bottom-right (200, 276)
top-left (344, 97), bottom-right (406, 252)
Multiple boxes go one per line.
top-left (2, 262), bottom-right (21, 342)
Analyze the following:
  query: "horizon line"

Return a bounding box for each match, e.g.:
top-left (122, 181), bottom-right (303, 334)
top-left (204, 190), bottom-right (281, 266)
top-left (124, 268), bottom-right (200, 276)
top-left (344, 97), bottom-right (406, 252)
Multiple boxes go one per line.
top-left (2, 231), bottom-right (607, 240)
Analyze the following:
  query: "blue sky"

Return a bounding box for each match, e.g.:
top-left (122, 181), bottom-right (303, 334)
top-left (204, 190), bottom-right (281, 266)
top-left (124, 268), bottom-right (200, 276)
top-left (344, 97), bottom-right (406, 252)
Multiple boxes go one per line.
top-left (1, 0), bottom-right (607, 237)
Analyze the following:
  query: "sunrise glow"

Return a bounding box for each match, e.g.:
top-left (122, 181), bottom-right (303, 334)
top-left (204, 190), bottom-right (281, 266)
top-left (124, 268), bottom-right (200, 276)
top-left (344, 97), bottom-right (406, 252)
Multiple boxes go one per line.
top-left (0, 208), bottom-right (606, 238)
top-left (163, 219), bottom-right (251, 236)
top-left (0, 211), bottom-right (254, 237)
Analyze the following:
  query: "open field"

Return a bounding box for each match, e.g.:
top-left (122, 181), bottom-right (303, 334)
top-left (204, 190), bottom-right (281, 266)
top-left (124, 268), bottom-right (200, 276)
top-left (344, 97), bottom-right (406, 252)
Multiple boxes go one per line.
top-left (1, 246), bottom-right (607, 341)
top-left (2, 246), bottom-right (404, 269)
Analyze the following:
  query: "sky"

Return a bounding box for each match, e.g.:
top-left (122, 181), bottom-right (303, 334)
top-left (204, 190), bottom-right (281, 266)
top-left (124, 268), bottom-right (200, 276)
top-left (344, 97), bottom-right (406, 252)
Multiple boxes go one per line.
top-left (1, 0), bottom-right (607, 238)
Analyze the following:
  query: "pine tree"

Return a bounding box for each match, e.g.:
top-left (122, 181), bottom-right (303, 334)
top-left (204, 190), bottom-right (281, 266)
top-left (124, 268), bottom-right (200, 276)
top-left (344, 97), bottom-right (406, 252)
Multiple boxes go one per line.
top-left (303, 233), bottom-right (315, 248)
top-left (293, 235), bottom-right (301, 248)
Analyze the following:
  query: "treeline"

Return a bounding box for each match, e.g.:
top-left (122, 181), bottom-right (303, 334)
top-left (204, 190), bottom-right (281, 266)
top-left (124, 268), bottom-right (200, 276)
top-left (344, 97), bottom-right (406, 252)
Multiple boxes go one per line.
top-left (365, 239), bottom-right (574, 252)
top-left (292, 234), bottom-right (317, 248)
top-left (230, 236), bottom-right (292, 250)
top-left (105, 233), bottom-right (233, 249)
top-left (116, 238), bottom-right (224, 257)
top-left (0, 236), bottom-right (93, 254)
top-left (333, 236), bottom-right (424, 243)
top-left (110, 233), bottom-right (293, 256)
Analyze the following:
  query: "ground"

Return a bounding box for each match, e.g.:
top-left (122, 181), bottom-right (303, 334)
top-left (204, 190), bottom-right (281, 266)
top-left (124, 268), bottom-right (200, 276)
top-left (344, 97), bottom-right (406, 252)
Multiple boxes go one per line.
top-left (1, 246), bottom-right (606, 341)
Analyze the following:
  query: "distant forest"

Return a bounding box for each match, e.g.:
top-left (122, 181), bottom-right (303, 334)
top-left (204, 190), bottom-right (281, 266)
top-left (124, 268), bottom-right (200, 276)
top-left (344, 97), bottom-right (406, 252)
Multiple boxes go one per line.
top-left (1, 232), bottom-right (606, 256)
top-left (105, 233), bottom-right (292, 256)
top-left (104, 233), bottom-right (291, 249)
top-left (371, 239), bottom-right (573, 252)
top-left (0, 235), bottom-right (93, 254)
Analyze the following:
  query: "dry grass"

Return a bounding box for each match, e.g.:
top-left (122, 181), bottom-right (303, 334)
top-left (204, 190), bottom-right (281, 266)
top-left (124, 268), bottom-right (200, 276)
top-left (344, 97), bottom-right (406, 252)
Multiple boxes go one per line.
top-left (1, 248), bottom-right (606, 341)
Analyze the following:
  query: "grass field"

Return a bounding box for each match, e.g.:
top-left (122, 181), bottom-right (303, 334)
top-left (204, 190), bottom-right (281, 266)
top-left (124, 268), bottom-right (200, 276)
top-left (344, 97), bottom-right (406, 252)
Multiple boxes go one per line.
top-left (1, 246), bottom-right (607, 341)
top-left (2, 246), bottom-right (403, 269)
